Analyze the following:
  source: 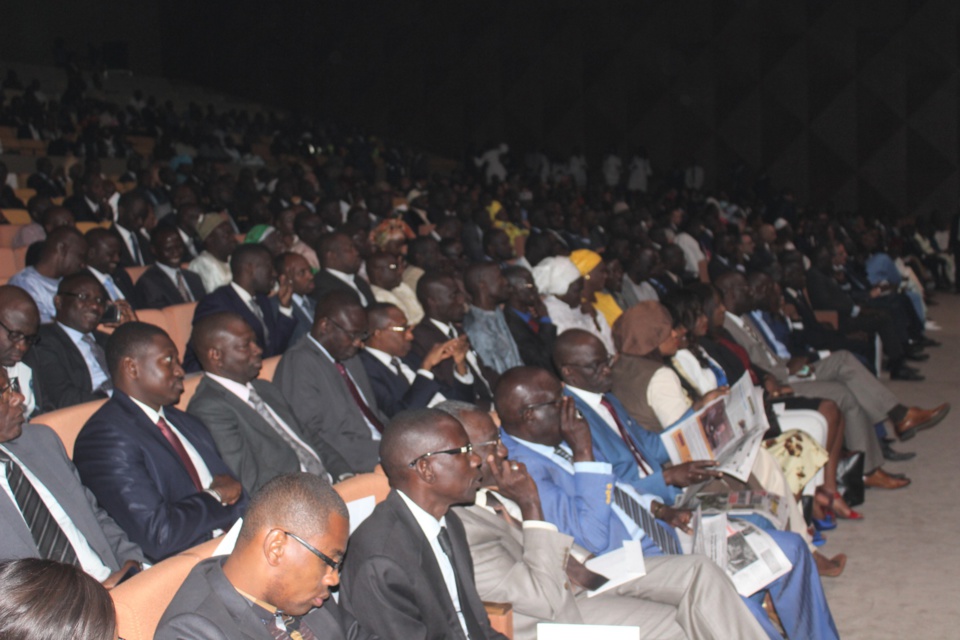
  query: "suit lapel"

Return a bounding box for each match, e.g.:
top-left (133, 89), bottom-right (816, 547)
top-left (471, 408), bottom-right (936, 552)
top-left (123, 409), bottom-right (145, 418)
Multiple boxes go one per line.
top-left (225, 287), bottom-right (266, 346)
top-left (50, 324), bottom-right (94, 392)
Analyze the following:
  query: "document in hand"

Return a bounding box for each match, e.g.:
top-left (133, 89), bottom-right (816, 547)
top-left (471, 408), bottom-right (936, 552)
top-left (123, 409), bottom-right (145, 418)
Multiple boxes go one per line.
top-left (583, 539), bottom-right (646, 598)
top-left (660, 372), bottom-right (769, 483)
top-left (692, 509), bottom-right (792, 596)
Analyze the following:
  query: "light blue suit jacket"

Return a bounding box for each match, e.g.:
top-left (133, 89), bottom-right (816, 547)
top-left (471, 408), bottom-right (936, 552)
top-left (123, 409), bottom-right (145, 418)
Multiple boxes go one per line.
top-left (564, 389), bottom-right (682, 505)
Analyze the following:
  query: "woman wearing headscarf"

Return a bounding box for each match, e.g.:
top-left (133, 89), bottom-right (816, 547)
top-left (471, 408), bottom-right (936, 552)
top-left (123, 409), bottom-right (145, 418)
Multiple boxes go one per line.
top-left (570, 249), bottom-right (624, 327)
top-left (532, 255), bottom-right (615, 354)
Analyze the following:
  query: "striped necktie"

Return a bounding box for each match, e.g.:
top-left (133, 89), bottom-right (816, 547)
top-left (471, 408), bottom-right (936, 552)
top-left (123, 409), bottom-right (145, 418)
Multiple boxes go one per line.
top-left (0, 448), bottom-right (79, 565)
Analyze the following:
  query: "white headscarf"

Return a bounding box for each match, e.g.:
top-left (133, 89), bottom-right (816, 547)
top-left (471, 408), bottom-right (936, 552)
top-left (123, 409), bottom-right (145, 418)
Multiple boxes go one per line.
top-left (532, 256), bottom-right (581, 296)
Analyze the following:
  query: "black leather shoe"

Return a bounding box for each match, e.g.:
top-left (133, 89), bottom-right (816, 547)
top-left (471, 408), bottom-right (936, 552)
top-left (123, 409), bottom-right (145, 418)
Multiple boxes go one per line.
top-left (881, 438), bottom-right (916, 461)
top-left (891, 367), bottom-right (925, 381)
top-left (904, 351), bottom-right (929, 362)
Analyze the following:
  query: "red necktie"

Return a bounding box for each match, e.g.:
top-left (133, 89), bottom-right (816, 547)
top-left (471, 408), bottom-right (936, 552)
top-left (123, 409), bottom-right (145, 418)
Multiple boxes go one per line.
top-left (599, 395), bottom-right (652, 475)
top-left (156, 417), bottom-right (203, 491)
top-left (335, 363), bottom-right (384, 434)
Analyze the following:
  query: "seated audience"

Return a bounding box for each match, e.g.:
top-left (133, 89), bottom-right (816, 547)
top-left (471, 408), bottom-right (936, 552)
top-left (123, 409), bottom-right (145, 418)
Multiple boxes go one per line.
top-left (0, 559), bottom-right (117, 640)
top-left (502, 265), bottom-right (558, 372)
top-left (533, 255), bottom-right (615, 353)
top-left (367, 251), bottom-right (424, 324)
top-left (0, 287), bottom-right (42, 417)
top-left (313, 232), bottom-right (375, 306)
top-left (73, 322), bottom-right (247, 562)
top-left (135, 226), bottom-right (206, 308)
top-left (359, 302), bottom-right (467, 417)
top-left (571, 249), bottom-right (623, 327)
top-left (188, 213), bottom-right (237, 293)
top-left (34, 273), bottom-right (113, 411)
top-left (26, 157), bottom-right (67, 197)
top-left (188, 312), bottom-right (328, 493)
top-left (463, 262), bottom-right (524, 374)
top-left (275, 291), bottom-right (382, 477)
top-left (157, 473), bottom-right (371, 640)
top-left (403, 236), bottom-right (442, 292)
top-left (275, 251), bottom-right (317, 345)
top-left (442, 400), bottom-right (769, 640)
top-left (62, 173), bottom-right (111, 223)
top-left (12, 200), bottom-right (66, 250)
top-left (9, 226), bottom-right (86, 324)
top-left (85, 227), bottom-right (139, 308)
top-left (341, 408), bottom-right (508, 639)
top-left (111, 190), bottom-right (155, 268)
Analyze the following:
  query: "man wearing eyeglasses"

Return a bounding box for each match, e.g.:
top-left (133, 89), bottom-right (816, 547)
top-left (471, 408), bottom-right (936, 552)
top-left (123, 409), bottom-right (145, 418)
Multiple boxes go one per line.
top-left (157, 473), bottom-right (374, 640)
top-left (33, 273), bottom-right (114, 412)
top-left (341, 408), bottom-right (507, 640)
top-left (0, 286), bottom-right (43, 417)
top-left (275, 290), bottom-right (384, 476)
top-left (0, 363), bottom-right (146, 589)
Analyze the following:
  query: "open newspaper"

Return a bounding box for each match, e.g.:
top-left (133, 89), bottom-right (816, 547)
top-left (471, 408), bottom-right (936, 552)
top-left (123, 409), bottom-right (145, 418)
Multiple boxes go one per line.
top-left (660, 372), bottom-right (768, 487)
top-left (689, 490), bottom-right (788, 531)
top-left (692, 508), bottom-right (793, 596)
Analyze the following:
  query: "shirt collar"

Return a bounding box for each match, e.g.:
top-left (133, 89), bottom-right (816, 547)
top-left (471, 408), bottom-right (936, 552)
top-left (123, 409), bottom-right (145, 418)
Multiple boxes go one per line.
top-left (205, 372), bottom-right (251, 403)
top-left (363, 346), bottom-right (395, 368)
top-left (156, 261), bottom-right (180, 279)
top-left (725, 311), bottom-right (745, 329)
top-left (508, 432), bottom-right (572, 466)
top-left (428, 317), bottom-right (456, 336)
top-left (565, 384), bottom-right (604, 410)
top-left (230, 281), bottom-right (254, 305)
top-left (326, 268), bottom-right (355, 284)
top-left (129, 395), bottom-right (166, 424)
top-left (397, 489), bottom-right (446, 536)
top-left (57, 321), bottom-right (89, 342)
top-left (87, 266), bottom-right (108, 283)
top-left (306, 334), bottom-right (335, 362)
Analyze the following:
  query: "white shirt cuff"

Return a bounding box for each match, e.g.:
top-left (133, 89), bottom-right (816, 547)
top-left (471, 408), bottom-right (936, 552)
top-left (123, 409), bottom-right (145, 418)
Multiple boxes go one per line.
top-left (522, 520), bottom-right (558, 532)
top-left (416, 369), bottom-right (435, 380)
top-left (572, 461), bottom-right (612, 475)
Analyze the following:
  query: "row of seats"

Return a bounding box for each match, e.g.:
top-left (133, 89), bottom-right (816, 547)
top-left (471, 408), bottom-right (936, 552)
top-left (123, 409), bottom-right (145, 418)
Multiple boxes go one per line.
top-left (0, 128), bottom-right (158, 159)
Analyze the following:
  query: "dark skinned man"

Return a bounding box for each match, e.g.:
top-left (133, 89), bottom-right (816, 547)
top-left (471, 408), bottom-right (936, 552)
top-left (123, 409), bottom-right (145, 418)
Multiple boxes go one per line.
top-left (188, 213), bottom-right (238, 294)
top-left (157, 473), bottom-right (373, 640)
top-left (502, 265), bottom-right (558, 372)
top-left (313, 232), bottom-right (374, 307)
top-left (0, 286), bottom-right (42, 416)
top-left (84, 227), bottom-right (139, 309)
top-left (275, 252), bottom-right (317, 345)
top-left (495, 367), bottom-right (839, 640)
top-left (275, 291), bottom-right (384, 478)
top-left (188, 313), bottom-right (329, 493)
top-left (0, 358), bottom-right (146, 589)
top-left (463, 262), bottom-right (524, 374)
top-left (9, 226), bottom-right (86, 323)
top-left (341, 408), bottom-right (507, 640)
top-left (367, 251), bottom-right (423, 324)
top-left (74, 322), bottom-right (247, 563)
top-left (135, 226), bottom-right (207, 309)
top-left (443, 400), bottom-right (768, 640)
top-left (111, 191), bottom-right (155, 268)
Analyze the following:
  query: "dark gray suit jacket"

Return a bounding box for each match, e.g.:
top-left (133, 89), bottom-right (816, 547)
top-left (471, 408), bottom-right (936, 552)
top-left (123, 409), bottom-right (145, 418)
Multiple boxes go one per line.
top-left (341, 491), bottom-right (508, 640)
top-left (186, 376), bottom-right (340, 494)
top-left (157, 556), bottom-right (376, 640)
top-left (33, 323), bottom-right (110, 412)
top-left (0, 424), bottom-right (144, 570)
top-left (135, 264), bottom-right (207, 309)
top-left (274, 336), bottom-right (382, 477)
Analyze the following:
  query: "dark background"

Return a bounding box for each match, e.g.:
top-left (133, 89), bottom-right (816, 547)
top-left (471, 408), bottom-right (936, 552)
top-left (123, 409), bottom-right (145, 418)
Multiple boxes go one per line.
top-left (2, 1), bottom-right (958, 215)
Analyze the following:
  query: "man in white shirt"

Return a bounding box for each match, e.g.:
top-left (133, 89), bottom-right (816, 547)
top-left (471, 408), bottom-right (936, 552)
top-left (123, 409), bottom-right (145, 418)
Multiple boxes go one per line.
top-left (341, 408), bottom-right (508, 640)
top-left (312, 232), bottom-right (375, 306)
top-left (188, 312), bottom-right (331, 493)
top-left (112, 190), bottom-right (154, 268)
top-left (367, 252), bottom-right (424, 324)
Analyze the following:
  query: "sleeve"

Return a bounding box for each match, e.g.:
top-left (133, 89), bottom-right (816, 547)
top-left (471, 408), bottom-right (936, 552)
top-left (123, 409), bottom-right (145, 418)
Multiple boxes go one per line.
top-left (341, 555), bottom-right (432, 640)
top-left (155, 614), bottom-right (230, 640)
top-left (647, 367), bottom-right (693, 429)
top-left (34, 340), bottom-right (105, 412)
top-left (186, 396), bottom-right (263, 494)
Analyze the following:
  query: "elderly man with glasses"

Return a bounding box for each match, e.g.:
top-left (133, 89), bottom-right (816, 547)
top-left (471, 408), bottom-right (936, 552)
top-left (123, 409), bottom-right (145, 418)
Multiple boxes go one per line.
top-left (157, 473), bottom-right (373, 640)
top-left (0, 286), bottom-right (43, 417)
top-left (275, 291), bottom-right (385, 477)
top-left (341, 408), bottom-right (508, 640)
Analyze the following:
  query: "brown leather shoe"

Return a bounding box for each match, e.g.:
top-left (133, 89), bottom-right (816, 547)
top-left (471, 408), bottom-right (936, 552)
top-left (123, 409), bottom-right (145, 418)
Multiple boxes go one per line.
top-left (864, 468), bottom-right (911, 489)
top-left (895, 403), bottom-right (951, 441)
top-left (813, 551), bottom-right (847, 578)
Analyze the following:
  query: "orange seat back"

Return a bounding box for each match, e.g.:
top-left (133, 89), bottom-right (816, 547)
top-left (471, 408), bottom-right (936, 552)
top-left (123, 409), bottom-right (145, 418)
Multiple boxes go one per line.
top-left (0, 224), bottom-right (24, 248)
top-left (31, 398), bottom-right (108, 458)
top-left (162, 302), bottom-right (198, 362)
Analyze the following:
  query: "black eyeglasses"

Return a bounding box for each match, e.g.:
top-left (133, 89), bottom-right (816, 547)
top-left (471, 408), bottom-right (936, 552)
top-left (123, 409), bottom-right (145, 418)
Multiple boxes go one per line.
top-left (0, 377), bottom-right (20, 397)
top-left (0, 319), bottom-right (40, 348)
top-left (408, 443), bottom-right (474, 467)
top-left (566, 355), bottom-right (615, 375)
top-left (60, 291), bottom-right (108, 306)
top-left (328, 317), bottom-right (370, 343)
top-left (278, 529), bottom-right (343, 573)
top-left (521, 398), bottom-right (563, 414)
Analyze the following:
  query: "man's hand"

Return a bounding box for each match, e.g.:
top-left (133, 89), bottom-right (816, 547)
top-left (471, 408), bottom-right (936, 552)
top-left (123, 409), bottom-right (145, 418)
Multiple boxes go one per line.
top-left (662, 460), bottom-right (723, 487)
top-left (559, 396), bottom-right (593, 462)
top-left (532, 296), bottom-right (549, 320)
top-left (276, 274), bottom-right (293, 308)
top-left (787, 356), bottom-right (810, 375)
top-left (421, 341), bottom-right (453, 371)
top-left (209, 474), bottom-right (242, 506)
top-left (653, 502), bottom-right (693, 534)
top-left (100, 300), bottom-right (137, 329)
top-left (101, 560), bottom-right (139, 590)
top-left (449, 335), bottom-right (470, 374)
top-left (487, 457), bottom-right (544, 521)
top-left (693, 386), bottom-right (729, 410)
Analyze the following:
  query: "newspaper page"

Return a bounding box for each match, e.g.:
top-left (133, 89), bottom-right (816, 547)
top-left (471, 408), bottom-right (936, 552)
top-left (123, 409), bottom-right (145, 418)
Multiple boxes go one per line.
top-left (692, 510), bottom-right (793, 597)
top-left (693, 490), bottom-right (788, 531)
top-left (660, 373), bottom-right (767, 483)
top-left (584, 539), bottom-right (646, 597)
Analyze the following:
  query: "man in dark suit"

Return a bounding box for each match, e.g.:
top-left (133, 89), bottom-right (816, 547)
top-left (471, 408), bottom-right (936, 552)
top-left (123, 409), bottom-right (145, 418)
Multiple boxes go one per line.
top-left (502, 266), bottom-right (558, 372)
top-left (0, 365), bottom-right (146, 587)
top-left (341, 408), bottom-right (508, 640)
top-left (410, 272), bottom-right (496, 409)
top-left (312, 232), bottom-right (375, 306)
top-left (73, 322), bottom-right (247, 563)
top-left (84, 228), bottom-right (139, 308)
top-left (62, 173), bottom-right (112, 223)
top-left (33, 273), bottom-right (113, 412)
top-left (111, 190), bottom-right (155, 268)
top-left (359, 303), bottom-right (466, 418)
top-left (274, 291), bottom-right (383, 477)
top-left (188, 312), bottom-right (331, 493)
top-left (276, 252), bottom-right (316, 346)
top-left (26, 157), bottom-right (67, 198)
top-left (157, 473), bottom-right (373, 640)
top-left (135, 226), bottom-right (206, 309)
top-left (187, 244), bottom-right (297, 371)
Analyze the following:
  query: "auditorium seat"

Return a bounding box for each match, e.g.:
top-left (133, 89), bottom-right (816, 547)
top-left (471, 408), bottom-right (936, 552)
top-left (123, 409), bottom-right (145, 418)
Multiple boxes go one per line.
top-left (31, 398), bottom-right (108, 459)
top-left (134, 308), bottom-right (169, 334)
top-left (12, 245), bottom-right (26, 270)
top-left (175, 372), bottom-right (203, 411)
top-left (0, 248), bottom-right (16, 278)
top-left (2, 208), bottom-right (31, 225)
top-left (125, 265), bottom-right (149, 284)
top-left (162, 302), bottom-right (198, 361)
top-left (14, 187), bottom-right (36, 202)
top-left (76, 220), bottom-right (111, 234)
top-left (0, 224), bottom-right (23, 248)
top-left (258, 354), bottom-right (281, 381)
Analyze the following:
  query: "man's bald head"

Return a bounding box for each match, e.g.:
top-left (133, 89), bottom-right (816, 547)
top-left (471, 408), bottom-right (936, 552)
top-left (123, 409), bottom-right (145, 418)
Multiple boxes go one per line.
top-left (493, 366), bottom-right (559, 426)
top-left (380, 409), bottom-right (457, 483)
top-left (553, 329), bottom-right (612, 393)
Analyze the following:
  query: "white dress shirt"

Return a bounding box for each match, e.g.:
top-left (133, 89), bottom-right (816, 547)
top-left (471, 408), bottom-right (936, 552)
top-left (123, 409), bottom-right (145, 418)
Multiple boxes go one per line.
top-left (188, 251), bottom-right (232, 294)
top-left (326, 268), bottom-right (368, 305)
top-left (0, 444), bottom-right (113, 580)
top-left (307, 335), bottom-right (381, 440)
top-left (156, 262), bottom-right (192, 301)
top-left (116, 224), bottom-right (144, 266)
top-left (397, 490), bottom-right (469, 638)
